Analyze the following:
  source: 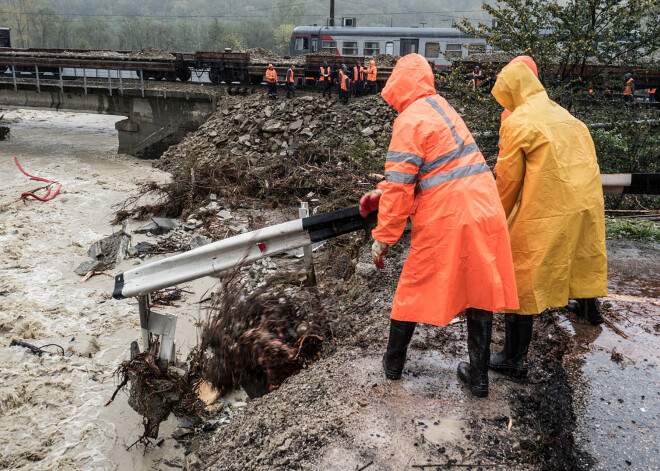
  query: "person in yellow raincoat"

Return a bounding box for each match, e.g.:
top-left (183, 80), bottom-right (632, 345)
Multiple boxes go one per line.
top-left (359, 53), bottom-right (519, 397)
top-left (490, 59), bottom-right (607, 376)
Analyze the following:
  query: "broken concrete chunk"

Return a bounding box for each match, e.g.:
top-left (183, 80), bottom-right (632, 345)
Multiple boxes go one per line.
top-left (361, 127), bottom-right (374, 137)
top-left (76, 230), bottom-right (130, 275)
top-left (288, 119), bottom-right (303, 131)
top-left (261, 119), bottom-right (284, 133)
top-left (135, 217), bottom-right (176, 235)
top-left (74, 259), bottom-right (103, 276)
top-left (228, 224), bottom-right (249, 234)
top-left (216, 209), bottom-right (232, 220)
top-left (190, 235), bottom-right (212, 249)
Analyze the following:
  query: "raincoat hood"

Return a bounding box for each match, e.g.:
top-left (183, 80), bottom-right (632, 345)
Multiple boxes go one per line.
top-left (381, 53), bottom-right (435, 112)
top-left (492, 61), bottom-right (546, 112)
top-left (508, 55), bottom-right (537, 77)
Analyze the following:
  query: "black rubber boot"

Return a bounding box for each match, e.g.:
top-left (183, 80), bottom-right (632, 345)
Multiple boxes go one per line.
top-left (567, 298), bottom-right (604, 325)
top-left (457, 308), bottom-right (493, 397)
top-left (382, 319), bottom-right (416, 380)
top-left (490, 313), bottom-right (533, 376)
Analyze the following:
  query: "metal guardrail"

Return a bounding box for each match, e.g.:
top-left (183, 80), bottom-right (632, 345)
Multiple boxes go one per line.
top-left (601, 173), bottom-right (660, 195)
top-left (114, 205), bottom-right (367, 362)
top-left (111, 169), bottom-right (656, 362)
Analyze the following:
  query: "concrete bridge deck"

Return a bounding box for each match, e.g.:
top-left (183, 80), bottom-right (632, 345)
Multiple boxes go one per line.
top-left (0, 79), bottom-right (218, 158)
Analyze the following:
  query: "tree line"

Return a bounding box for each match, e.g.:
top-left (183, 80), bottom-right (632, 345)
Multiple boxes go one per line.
top-left (0, 0), bottom-right (487, 53)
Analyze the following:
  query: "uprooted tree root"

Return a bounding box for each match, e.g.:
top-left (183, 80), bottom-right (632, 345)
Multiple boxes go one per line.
top-left (107, 339), bottom-right (206, 448)
top-left (107, 271), bottom-right (335, 445)
top-left (113, 142), bottom-right (380, 223)
top-left (200, 272), bottom-right (334, 399)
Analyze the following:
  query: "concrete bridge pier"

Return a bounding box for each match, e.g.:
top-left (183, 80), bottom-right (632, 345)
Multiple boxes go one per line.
top-left (0, 84), bottom-right (217, 159)
top-left (111, 92), bottom-right (217, 159)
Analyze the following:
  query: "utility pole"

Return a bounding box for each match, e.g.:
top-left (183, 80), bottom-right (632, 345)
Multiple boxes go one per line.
top-left (330, 0), bottom-right (335, 26)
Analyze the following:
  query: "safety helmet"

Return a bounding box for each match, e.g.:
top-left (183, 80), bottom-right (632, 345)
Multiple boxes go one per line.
top-left (625, 73), bottom-right (632, 80)
top-left (475, 65), bottom-right (480, 71)
top-left (323, 61), bottom-right (328, 67)
top-left (268, 64), bottom-right (273, 69)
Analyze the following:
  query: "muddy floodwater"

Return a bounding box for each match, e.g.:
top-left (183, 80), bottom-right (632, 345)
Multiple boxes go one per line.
top-left (0, 109), bottom-right (212, 470)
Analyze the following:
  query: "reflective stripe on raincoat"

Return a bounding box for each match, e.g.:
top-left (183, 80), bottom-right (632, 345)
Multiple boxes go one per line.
top-left (373, 53), bottom-right (519, 327)
top-left (492, 61), bottom-right (607, 315)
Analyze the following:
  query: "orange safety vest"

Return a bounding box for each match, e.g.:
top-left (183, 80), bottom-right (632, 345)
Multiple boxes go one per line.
top-left (624, 78), bottom-right (633, 95)
top-left (339, 70), bottom-right (349, 91)
top-left (286, 69), bottom-right (295, 83)
top-left (319, 66), bottom-right (329, 81)
top-left (375, 53), bottom-right (519, 326)
top-left (649, 88), bottom-right (656, 93)
top-left (367, 64), bottom-right (377, 81)
top-left (266, 68), bottom-right (277, 83)
top-left (353, 66), bottom-right (362, 81)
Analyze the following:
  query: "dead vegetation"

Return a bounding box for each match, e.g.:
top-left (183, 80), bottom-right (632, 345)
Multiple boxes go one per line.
top-left (200, 273), bottom-right (334, 399)
top-left (114, 141), bottom-right (380, 222)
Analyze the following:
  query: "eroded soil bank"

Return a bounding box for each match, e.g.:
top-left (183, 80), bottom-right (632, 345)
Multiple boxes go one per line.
top-left (185, 236), bottom-right (658, 471)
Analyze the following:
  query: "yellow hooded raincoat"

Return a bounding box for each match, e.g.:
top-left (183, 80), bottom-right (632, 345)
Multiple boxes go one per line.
top-left (492, 61), bottom-right (607, 315)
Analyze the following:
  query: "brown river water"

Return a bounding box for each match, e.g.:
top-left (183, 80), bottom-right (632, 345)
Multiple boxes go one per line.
top-left (0, 109), bottom-right (212, 470)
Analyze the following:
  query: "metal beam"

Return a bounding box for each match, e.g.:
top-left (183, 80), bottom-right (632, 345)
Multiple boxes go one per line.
top-left (114, 206), bottom-right (366, 299)
top-left (602, 173), bottom-right (660, 195)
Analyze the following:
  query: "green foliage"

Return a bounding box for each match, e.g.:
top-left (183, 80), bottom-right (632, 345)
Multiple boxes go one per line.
top-left (606, 218), bottom-right (660, 242)
top-left (458, 0), bottom-right (660, 84)
top-left (274, 23), bottom-right (295, 56)
top-left (347, 136), bottom-right (387, 174)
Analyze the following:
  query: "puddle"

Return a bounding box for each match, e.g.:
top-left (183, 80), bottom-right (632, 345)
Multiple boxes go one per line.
top-left (417, 417), bottom-right (466, 445)
top-left (561, 238), bottom-right (660, 470)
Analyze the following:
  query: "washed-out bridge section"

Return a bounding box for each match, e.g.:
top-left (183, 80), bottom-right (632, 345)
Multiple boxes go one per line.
top-left (0, 81), bottom-right (217, 158)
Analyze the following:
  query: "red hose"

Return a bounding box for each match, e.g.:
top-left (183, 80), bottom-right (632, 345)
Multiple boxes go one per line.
top-left (13, 157), bottom-right (62, 201)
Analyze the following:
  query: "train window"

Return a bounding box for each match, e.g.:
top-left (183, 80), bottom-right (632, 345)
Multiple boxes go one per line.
top-left (322, 40), bottom-right (337, 54)
top-left (364, 41), bottom-right (380, 56)
top-left (467, 45), bottom-right (485, 56)
top-left (425, 42), bottom-right (440, 58)
top-left (385, 42), bottom-right (394, 55)
top-left (311, 39), bottom-right (319, 52)
top-left (445, 44), bottom-right (463, 59)
top-left (342, 41), bottom-right (358, 55)
top-left (295, 37), bottom-right (304, 51)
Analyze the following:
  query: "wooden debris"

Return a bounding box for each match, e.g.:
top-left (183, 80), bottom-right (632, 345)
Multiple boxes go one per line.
top-left (602, 317), bottom-right (629, 339)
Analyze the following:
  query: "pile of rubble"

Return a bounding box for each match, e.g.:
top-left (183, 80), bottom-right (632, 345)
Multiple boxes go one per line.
top-left (159, 92), bottom-right (395, 174)
top-left (147, 92), bottom-right (398, 216)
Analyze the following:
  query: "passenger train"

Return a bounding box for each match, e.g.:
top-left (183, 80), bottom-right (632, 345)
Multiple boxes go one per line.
top-left (289, 24), bottom-right (488, 69)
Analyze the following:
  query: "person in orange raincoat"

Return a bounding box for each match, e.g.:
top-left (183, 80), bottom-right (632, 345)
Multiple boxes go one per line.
top-left (359, 53), bottom-right (519, 397)
top-left (491, 58), bottom-right (607, 377)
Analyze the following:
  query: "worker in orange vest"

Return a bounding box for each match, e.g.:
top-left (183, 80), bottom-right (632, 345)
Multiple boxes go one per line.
top-left (285, 65), bottom-right (296, 99)
top-left (359, 54), bottom-right (519, 397)
top-left (319, 61), bottom-right (331, 98)
top-left (647, 87), bottom-right (656, 103)
top-left (352, 61), bottom-right (364, 97)
top-left (624, 73), bottom-right (634, 103)
top-left (339, 64), bottom-right (350, 104)
top-left (265, 64), bottom-right (277, 99)
top-left (469, 65), bottom-right (483, 89)
top-left (366, 60), bottom-right (377, 95)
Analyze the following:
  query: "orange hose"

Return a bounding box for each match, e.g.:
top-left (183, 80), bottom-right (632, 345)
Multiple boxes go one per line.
top-left (13, 156), bottom-right (62, 201)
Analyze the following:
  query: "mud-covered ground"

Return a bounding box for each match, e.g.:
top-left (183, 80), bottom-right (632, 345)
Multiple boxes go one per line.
top-left (182, 236), bottom-right (659, 471)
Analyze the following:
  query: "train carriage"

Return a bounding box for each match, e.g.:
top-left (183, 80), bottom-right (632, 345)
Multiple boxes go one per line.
top-left (289, 25), bottom-right (488, 69)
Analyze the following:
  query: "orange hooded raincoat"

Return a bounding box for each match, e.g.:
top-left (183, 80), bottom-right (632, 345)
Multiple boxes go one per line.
top-left (373, 53), bottom-right (519, 327)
